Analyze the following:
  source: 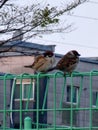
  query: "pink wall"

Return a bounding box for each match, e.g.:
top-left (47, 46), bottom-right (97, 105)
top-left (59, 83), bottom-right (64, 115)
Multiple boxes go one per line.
top-left (0, 56), bottom-right (35, 74)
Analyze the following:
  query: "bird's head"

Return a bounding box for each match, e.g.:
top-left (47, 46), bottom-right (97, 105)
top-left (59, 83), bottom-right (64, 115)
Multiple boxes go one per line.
top-left (69, 50), bottom-right (81, 57)
top-left (43, 51), bottom-right (54, 57)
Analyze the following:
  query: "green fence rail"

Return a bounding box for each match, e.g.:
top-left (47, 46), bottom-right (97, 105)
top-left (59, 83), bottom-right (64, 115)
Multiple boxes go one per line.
top-left (0, 70), bottom-right (98, 129)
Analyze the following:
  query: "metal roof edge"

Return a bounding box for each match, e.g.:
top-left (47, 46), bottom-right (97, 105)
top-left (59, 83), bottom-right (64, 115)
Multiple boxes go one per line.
top-left (55, 53), bottom-right (98, 64)
top-left (4, 41), bottom-right (56, 51)
top-left (80, 58), bottom-right (98, 64)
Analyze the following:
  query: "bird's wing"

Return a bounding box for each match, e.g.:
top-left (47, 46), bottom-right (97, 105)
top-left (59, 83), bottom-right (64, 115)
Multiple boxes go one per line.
top-left (57, 55), bottom-right (78, 69)
top-left (33, 55), bottom-right (47, 70)
top-left (33, 55), bottom-right (44, 65)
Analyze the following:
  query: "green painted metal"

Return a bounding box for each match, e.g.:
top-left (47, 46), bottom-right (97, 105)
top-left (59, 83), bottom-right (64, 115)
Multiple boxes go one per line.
top-left (70, 74), bottom-right (73, 130)
top-left (59, 77), bottom-right (66, 109)
top-left (1, 71), bottom-right (98, 129)
top-left (25, 74), bottom-right (33, 112)
top-left (89, 71), bottom-right (93, 130)
top-left (24, 117), bottom-right (32, 129)
top-left (76, 76), bottom-right (83, 108)
top-left (42, 77), bottom-right (50, 114)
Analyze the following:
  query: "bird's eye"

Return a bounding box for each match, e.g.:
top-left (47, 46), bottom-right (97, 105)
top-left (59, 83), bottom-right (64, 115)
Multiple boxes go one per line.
top-left (46, 55), bottom-right (49, 57)
top-left (49, 55), bottom-right (52, 57)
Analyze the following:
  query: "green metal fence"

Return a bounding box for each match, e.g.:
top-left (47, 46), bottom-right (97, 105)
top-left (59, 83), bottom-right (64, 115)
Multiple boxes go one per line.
top-left (1, 70), bottom-right (98, 129)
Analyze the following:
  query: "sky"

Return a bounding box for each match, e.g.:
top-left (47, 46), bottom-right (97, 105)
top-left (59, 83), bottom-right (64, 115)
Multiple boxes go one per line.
top-left (8, 0), bottom-right (98, 57)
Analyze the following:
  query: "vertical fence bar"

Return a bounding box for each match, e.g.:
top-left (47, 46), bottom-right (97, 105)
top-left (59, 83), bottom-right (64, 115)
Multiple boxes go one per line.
top-left (19, 75), bottom-right (23, 129)
top-left (89, 71), bottom-right (93, 130)
top-left (53, 73), bottom-right (57, 130)
top-left (70, 74), bottom-right (74, 130)
top-left (76, 76), bottom-right (84, 108)
top-left (19, 73), bottom-right (31, 129)
top-left (10, 77), bottom-right (17, 126)
top-left (42, 77), bottom-right (50, 114)
top-left (3, 74), bottom-right (14, 129)
top-left (59, 77), bottom-right (66, 109)
top-left (25, 76), bottom-right (33, 112)
top-left (36, 73), bottom-right (40, 129)
top-left (3, 75), bottom-right (7, 130)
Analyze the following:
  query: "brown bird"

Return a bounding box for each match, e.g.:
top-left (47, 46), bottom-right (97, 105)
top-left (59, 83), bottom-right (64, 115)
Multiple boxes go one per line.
top-left (48, 50), bottom-right (80, 75)
top-left (24, 51), bottom-right (55, 73)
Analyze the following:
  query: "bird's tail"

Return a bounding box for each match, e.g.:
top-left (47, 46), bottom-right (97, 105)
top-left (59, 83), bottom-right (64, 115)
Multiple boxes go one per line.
top-left (24, 65), bottom-right (32, 68)
top-left (47, 66), bottom-right (57, 72)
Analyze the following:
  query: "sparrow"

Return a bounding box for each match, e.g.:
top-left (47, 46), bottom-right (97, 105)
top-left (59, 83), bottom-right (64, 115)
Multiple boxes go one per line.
top-left (24, 51), bottom-right (55, 73)
top-left (48, 50), bottom-right (80, 75)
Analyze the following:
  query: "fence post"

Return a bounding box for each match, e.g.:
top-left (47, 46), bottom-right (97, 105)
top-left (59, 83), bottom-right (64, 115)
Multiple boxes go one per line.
top-left (24, 117), bottom-right (32, 129)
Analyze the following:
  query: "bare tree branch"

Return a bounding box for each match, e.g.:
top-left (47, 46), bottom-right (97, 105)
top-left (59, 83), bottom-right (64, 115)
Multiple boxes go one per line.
top-left (0, 0), bottom-right (87, 54)
top-left (0, 0), bottom-right (9, 8)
